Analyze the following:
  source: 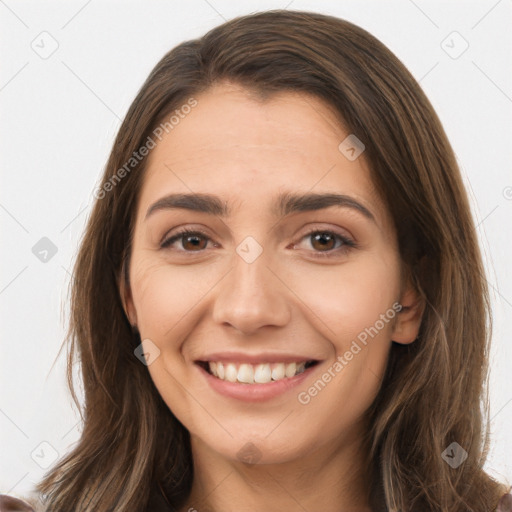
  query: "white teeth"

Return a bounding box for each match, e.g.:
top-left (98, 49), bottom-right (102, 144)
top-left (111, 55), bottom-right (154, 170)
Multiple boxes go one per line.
top-left (271, 363), bottom-right (285, 381)
top-left (206, 360), bottom-right (312, 384)
top-left (225, 363), bottom-right (238, 382)
top-left (237, 364), bottom-right (254, 384)
top-left (254, 364), bottom-right (272, 384)
top-left (285, 362), bottom-right (297, 378)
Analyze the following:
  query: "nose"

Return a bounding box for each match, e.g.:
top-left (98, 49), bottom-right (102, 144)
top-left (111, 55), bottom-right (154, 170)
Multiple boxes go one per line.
top-left (211, 248), bottom-right (291, 336)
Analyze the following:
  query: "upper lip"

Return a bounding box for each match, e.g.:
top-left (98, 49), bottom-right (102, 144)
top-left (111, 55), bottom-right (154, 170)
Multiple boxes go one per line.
top-left (195, 352), bottom-right (320, 365)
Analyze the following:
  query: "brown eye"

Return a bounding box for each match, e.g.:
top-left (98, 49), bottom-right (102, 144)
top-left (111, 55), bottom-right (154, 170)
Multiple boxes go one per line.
top-left (295, 229), bottom-right (357, 258)
top-left (161, 230), bottom-right (210, 251)
top-left (181, 233), bottom-right (208, 251)
top-left (310, 232), bottom-right (337, 251)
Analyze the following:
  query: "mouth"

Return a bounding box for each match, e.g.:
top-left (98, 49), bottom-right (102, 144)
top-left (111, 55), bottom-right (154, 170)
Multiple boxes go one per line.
top-left (196, 359), bottom-right (320, 385)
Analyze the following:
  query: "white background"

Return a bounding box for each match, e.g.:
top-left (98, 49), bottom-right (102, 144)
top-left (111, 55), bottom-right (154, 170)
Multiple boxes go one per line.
top-left (1, 0), bottom-right (511, 498)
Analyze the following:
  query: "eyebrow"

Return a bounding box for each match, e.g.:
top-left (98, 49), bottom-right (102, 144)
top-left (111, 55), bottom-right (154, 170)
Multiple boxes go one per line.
top-left (145, 191), bottom-right (376, 223)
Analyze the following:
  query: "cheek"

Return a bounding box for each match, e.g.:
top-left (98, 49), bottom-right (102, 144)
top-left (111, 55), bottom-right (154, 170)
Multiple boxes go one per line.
top-left (132, 271), bottom-right (182, 339)
top-left (130, 257), bottom-right (224, 345)
top-left (282, 253), bottom-right (401, 346)
top-left (129, 260), bottom-right (216, 413)
top-left (290, 257), bottom-right (399, 430)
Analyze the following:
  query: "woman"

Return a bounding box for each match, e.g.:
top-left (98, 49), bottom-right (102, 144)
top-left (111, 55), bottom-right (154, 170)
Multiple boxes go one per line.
top-left (2, 9), bottom-right (510, 512)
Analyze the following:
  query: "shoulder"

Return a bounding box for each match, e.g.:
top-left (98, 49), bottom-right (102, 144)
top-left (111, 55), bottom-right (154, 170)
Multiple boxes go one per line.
top-left (497, 493), bottom-right (512, 512)
top-left (0, 495), bottom-right (35, 512)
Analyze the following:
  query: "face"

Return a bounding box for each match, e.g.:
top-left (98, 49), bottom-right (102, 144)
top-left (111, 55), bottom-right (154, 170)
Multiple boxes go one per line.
top-left (123, 82), bottom-right (422, 466)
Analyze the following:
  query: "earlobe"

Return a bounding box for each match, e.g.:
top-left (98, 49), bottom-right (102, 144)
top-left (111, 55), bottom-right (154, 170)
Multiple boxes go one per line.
top-left (391, 285), bottom-right (425, 345)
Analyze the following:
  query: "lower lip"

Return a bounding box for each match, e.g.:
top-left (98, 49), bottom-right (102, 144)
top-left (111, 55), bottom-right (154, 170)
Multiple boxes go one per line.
top-left (196, 363), bottom-right (319, 402)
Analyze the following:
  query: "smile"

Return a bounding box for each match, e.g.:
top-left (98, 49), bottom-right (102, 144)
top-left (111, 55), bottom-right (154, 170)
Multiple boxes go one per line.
top-left (200, 360), bottom-right (318, 384)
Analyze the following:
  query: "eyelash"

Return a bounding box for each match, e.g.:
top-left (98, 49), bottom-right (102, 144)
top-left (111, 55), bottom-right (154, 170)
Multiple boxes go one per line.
top-left (160, 227), bottom-right (357, 258)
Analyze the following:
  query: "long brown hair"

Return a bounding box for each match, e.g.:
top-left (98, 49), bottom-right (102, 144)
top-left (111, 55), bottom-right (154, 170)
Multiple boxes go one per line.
top-left (37, 9), bottom-right (510, 511)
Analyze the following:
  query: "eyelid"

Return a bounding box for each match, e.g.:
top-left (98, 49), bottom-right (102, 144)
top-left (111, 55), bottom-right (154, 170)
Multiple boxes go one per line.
top-left (296, 222), bottom-right (354, 242)
top-left (160, 226), bottom-right (213, 249)
top-left (293, 227), bottom-right (357, 256)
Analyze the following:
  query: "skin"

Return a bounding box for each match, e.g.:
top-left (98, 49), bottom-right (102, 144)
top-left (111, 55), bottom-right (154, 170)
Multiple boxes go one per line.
top-left (122, 82), bottom-right (423, 512)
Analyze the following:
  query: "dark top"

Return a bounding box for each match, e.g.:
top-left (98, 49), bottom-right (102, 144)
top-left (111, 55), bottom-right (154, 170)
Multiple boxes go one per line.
top-left (1, 490), bottom-right (511, 511)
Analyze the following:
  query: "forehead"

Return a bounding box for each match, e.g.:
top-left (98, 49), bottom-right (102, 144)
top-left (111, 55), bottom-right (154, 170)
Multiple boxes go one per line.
top-left (138, 82), bottom-right (388, 225)
top-left (150, 82), bottom-right (352, 164)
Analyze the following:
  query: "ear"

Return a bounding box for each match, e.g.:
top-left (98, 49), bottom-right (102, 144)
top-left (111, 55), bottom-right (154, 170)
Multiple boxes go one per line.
top-left (391, 281), bottom-right (424, 345)
top-left (118, 261), bottom-right (138, 328)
